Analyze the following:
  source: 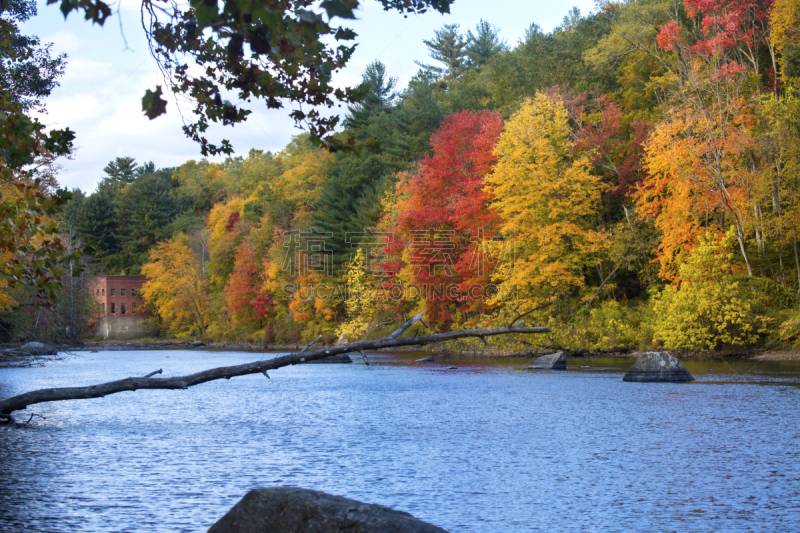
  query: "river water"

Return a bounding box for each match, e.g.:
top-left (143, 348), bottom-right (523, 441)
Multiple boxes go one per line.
top-left (0, 350), bottom-right (799, 532)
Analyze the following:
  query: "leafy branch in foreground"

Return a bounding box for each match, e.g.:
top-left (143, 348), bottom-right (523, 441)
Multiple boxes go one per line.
top-left (0, 312), bottom-right (549, 424)
top-left (47, 0), bottom-right (454, 155)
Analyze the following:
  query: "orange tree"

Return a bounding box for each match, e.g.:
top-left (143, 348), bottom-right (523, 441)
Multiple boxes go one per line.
top-left (637, 0), bottom-right (776, 279)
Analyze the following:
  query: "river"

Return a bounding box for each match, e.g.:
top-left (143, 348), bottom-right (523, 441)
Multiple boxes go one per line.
top-left (1, 350), bottom-right (799, 532)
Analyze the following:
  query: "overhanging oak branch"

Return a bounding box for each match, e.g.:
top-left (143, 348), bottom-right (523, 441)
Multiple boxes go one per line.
top-left (0, 319), bottom-right (550, 424)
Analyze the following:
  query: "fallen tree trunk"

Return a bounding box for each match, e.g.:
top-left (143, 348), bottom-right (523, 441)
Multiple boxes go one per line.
top-left (0, 312), bottom-right (549, 424)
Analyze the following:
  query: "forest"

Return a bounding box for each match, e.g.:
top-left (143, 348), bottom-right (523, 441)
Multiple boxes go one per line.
top-left (4, 0), bottom-right (800, 353)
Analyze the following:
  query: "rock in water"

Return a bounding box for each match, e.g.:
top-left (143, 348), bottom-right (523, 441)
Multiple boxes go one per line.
top-left (525, 351), bottom-right (567, 370)
top-left (416, 356), bottom-right (435, 362)
top-left (303, 354), bottom-right (353, 364)
top-left (21, 342), bottom-right (57, 356)
top-left (208, 487), bottom-right (449, 533)
top-left (622, 351), bottom-right (694, 382)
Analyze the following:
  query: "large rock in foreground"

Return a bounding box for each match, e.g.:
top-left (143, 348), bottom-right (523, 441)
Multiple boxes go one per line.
top-left (208, 487), bottom-right (448, 533)
top-left (623, 351), bottom-right (694, 382)
top-left (525, 351), bottom-right (567, 370)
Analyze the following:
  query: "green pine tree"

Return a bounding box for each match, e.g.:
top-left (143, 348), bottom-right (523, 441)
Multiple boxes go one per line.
top-left (416, 24), bottom-right (468, 81)
top-left (465, 20), bottom-right (507, 68)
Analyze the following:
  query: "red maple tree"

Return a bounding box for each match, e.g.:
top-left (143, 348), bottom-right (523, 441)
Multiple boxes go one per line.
top-left (225, 242), bottom-right (273, 327)
top-left (385, 110), bottom-right (504, 327)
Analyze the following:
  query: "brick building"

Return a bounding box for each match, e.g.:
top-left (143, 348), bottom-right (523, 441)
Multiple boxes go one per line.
top-left (91, 276), bottom-right (158, 340)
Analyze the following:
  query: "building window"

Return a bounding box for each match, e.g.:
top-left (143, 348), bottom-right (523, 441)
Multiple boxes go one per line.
top-left (95, 289), bottom-right (99, 296)
top-left (131, 303), bottom-right (137, 313)
top-left (110, 302), bottom-right (116, 314)
top-left (102, 288), bottom-right (105, 296)
top-left (121, 303), bottom-right (126, 315)
top-left (121, 289), bottom-right (125, 296)
top-left (102, 303), bottom-right (105, 313)
top-left (131, 289), bottom-right (136, 297)
top-left (110, 289), bottom-right (115, 296)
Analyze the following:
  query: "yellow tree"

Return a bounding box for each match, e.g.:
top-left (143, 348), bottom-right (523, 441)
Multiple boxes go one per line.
top-left (652, 229), bottom-right (756, 350)
top-left (338, 249), bottom-right (377, 341)
top-left (770, 0), bottom-right (800, 87)
top-left (486, 94), bottom-right (609, 311)
top-left (758, 91), bottom-right (800, 291)
top-left (141, 239), bottom-right (209, 337)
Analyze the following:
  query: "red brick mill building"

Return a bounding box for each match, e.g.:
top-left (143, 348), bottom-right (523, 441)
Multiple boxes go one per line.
top-left (91, 276), bottom-right (158, 340)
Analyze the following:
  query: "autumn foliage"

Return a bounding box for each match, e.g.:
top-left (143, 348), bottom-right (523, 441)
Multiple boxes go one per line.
top-left (141, 239), bottom-right (209, 337)
top-left (121, 1), bottom-right (800, 351)
top-left (225, 242), bottom-right (273, 328)
top-left (486, 94), bottom-right (609, 309)
top-left (384, 110), bottom-right (503, 326)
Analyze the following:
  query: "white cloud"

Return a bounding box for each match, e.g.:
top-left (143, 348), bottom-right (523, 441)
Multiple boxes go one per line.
top-left (43, 30), bottom-right (82, 55)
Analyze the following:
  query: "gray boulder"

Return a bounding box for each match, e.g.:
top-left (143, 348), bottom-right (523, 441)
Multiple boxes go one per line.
top-left (303, 354), bottom-right (353, 364)
top-left (207, 487), bottom-right (448, 533)
top-left (525, 351), bottom-right (567, 370)
top-left (416, 355), bottom-right (435, 362)
top-left (623, 351), bottom-right (695, 382)
top-left (21, 342), bottom-right (57, 356)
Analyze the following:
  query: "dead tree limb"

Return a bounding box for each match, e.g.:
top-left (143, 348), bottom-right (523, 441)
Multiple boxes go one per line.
top-left (507, 300), bottom-right (555, 328)
top-left (298, 335), bottom-right (322, 356)
top-left (585, 266), bottom-right (620, 309)
top-left (0, 317), bottom-right (549, 424)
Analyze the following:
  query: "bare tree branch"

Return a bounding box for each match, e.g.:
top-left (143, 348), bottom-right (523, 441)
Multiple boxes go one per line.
top-left (0, 321), bottom-right (550, 424)
top-left (389, 311), bottom-right (427, 339)
top-left (298, 335), bottom-right (322, 356)
top-left (507, 300), bottom-right (555, 328)
top-left (585, 266), bottom-right (620, 309)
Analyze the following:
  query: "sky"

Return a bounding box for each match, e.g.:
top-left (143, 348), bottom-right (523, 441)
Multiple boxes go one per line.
top-left (21, 0), bottom-right (597, 192)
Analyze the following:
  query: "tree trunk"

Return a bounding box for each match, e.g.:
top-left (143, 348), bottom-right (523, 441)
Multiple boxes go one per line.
top-left (735, 225), bottom-right (754, 277)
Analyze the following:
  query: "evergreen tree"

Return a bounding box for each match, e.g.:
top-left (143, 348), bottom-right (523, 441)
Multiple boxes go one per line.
top-left (393, 73), bottom-right (444, 160)
top-left (313, 154), bottom-right (399, 272)
top-left (136, 161), bottom-right (157, 178)
top-left (98, 156), bottom-right (138, 193)
top-left (465, 20), bottom-right (507, 68)
top-left (344, 61), bottom-right (399, 145)
top-left (76, 190), bottom-right (118, 256)
top-left (461, 11), bottom-right (616, 117)
top-left (416, 24), bottom-right (468, 81)
top-left (115, 173), bottom-right (180, 270)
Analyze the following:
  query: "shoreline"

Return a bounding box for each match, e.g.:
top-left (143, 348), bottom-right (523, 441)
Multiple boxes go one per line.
top-left (4, 341), bottom-right (800, 362)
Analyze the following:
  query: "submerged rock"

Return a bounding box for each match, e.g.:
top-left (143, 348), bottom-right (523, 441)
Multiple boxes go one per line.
top-left (525, 351), bottom-right (567, 370)
top-left (416, 356), bottom-right (435, 362)
top-left (303, 353), bottom-right (352, 364)
top-left (623, 351), bottom-right (694, 382)
top-left (208, 487), bottom-right (448, 533)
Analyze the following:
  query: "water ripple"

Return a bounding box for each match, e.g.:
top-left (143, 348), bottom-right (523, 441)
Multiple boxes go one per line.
top-left (1, 352), bottom-right (799, 532)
